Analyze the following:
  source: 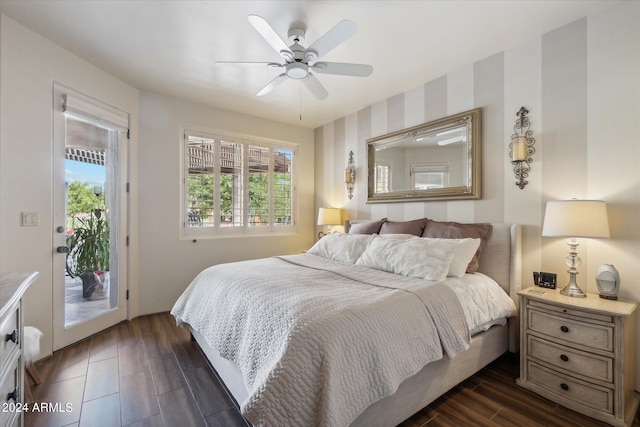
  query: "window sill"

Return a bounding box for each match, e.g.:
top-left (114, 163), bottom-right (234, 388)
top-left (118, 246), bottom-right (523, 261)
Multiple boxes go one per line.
top-left (180, 230), bottom-right (299, 240)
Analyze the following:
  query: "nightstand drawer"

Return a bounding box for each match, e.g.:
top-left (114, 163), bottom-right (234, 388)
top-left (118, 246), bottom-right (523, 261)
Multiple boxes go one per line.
top-left (527, 361), bottom-right (613, 414)
top-left (528, 308), bottom-right (613, 351)
top-left (529, 300), bottom-right (614, 323)
top-left (528, 336), bottom-right (613, 383)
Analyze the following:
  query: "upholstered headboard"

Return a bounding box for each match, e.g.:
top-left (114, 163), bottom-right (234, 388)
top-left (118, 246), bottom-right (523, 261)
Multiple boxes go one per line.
top-left (344, 219), bottom-right (522, 352)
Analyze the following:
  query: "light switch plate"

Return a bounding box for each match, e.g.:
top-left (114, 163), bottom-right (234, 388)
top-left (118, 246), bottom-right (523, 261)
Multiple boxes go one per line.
top-left (22, 212), bottom-right (39, 226)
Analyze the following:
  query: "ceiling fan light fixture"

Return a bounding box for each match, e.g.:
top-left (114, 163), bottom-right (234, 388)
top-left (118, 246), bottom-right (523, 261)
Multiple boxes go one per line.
top-left (286, 62), bottom-right (309, 79)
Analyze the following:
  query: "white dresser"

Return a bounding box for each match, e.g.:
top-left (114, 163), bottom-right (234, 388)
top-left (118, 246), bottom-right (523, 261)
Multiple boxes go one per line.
top-left (0, 272), bottom-right (38, 427)
top-left (517, 287), bottom-right (639, 426)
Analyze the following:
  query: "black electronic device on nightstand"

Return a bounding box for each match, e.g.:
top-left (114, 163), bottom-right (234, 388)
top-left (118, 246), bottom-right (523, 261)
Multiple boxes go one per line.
top-left (533, 271), bottom-right (556, 289)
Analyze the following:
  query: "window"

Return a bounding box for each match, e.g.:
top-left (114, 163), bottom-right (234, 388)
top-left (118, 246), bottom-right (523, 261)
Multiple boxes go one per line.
top-left (183, 129), bottom-right (296, 236)
top-left (410, 163), bottom-right (449, 190)
top-left (375, 163), bottom-right (391, 193)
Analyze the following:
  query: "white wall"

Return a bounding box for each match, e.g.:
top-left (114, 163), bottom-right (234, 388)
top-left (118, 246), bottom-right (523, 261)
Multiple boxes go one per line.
top-left (0, 13), bottom-right (314, 359)
top-left (136, 92), bottom-right (314, 315)
top-left (0, 15), bottom-right (139, 356)
top-left (314, 1), bottom-right (640, 387)
top-left (0, 1), bottom-right (636, 381)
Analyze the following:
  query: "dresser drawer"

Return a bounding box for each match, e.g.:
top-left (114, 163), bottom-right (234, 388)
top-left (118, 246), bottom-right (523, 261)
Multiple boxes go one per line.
top-left (0, 350), bottom-right (21, 427)
top-left (528, 336), bottom-right (613, 383)
top-left (0, 303), bottom-right (19, 373)
top-left (5, 412), bottom-right (19, 427)
top-left (528, 308), bottom-right (613, 351)
top-left (527, 361), bottom-right (613, 414)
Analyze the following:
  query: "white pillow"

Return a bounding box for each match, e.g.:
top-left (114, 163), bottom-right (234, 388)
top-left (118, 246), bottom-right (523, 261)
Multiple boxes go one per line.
top-left (424, 238), bottom-right (481, 278)
top-left (356, 235), bottom-right (456, 281)
top-left (377, 233), bottom-right (417, 240)
top-left (307, 233), bottom-right (371, 264)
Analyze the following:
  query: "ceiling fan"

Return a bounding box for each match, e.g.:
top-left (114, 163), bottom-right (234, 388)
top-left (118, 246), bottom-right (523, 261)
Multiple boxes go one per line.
top-left (217, 15), bottom-right (373, 100)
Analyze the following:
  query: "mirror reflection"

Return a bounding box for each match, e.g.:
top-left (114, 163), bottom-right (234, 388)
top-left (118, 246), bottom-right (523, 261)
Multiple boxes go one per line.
top-left (367, 108), bottom-right (481, 203)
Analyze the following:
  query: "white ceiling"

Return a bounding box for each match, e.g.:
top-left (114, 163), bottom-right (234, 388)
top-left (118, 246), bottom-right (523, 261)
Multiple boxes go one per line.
top-left (0, 0), bottom-right (616, 129)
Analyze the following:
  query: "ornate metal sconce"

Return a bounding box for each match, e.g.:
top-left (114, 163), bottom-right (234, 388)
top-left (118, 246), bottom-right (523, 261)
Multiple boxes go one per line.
top-left (345, 151), bottom-right (355, 200)
top-left (509, 106), bottom-right (535, 189)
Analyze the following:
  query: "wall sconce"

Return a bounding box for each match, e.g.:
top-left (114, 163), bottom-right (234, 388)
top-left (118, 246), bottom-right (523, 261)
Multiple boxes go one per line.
top-left (509, 106), bottom-right (535, 189)
top-left (317, 207), bottom-right (343, 239)
top-left (345, 150), bottom-right (355, 200)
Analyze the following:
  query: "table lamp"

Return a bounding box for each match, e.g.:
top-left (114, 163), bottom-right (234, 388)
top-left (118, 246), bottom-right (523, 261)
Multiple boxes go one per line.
top-left (541, 199), bottom-right (610, 298)
top-left (317, 208), bottom-right (343, 239)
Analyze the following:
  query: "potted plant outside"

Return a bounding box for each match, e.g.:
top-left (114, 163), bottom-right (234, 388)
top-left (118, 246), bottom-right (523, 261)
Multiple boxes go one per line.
top-left (67, 210), bottom-right (109, 298)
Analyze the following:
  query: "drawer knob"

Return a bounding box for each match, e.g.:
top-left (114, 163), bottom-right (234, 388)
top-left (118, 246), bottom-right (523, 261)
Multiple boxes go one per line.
top-left (560, 354), bottom-right (569, 362)
top-left (5, 329), bottom-right (18, 344)
top-left (560, 383), bottom-right (569, 391)
top-left (7, 387), bottom-right (19, 402)
top-left (560, 326), bottom-right (569, 333)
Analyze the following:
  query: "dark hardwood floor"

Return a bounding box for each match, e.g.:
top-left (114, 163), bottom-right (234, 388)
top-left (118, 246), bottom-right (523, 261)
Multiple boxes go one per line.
top-left (26, 312), bottom-right (639, 427)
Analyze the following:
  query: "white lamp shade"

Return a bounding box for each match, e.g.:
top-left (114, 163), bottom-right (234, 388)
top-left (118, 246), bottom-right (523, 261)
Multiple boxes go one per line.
top-left (542, 200), bottom-right (610, 238)
top-left (317, 208), bottom-right (343, 226)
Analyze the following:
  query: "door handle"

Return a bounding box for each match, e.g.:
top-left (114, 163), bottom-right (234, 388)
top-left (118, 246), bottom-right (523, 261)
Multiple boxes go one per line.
top-left (56, 246), bottom-right (69, 253)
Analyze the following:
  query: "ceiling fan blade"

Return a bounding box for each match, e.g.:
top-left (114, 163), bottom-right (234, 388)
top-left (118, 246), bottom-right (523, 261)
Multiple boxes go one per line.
top-left (303, 73), bottom-right (328, 100)
top-left (312, 62), bottom-right (373, 77)
top-left (248, 15), bottom-right (293, 59)
top-left (216, 61), bottom-right (282, 68)
top-left (304, 20), bottom-right (357, 60)
top-left (256, 73), bottom-right (287, 96)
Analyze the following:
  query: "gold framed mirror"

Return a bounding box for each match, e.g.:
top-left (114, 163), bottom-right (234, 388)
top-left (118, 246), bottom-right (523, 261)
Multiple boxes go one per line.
top-left (367, 108), bottom-right (481, 203)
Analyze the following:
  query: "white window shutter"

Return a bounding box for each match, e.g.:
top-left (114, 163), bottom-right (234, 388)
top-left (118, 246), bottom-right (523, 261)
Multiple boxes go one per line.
top-left (62, 94), bottom-right (129, 131)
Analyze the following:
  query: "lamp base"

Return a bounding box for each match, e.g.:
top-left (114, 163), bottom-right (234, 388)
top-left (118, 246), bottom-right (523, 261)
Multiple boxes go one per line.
top-left (559, 239), bottom-right (586, 298)
top-left (560, 283), bottom-right (586, 298)
top-left (560, 271), bottom-right (586, 298)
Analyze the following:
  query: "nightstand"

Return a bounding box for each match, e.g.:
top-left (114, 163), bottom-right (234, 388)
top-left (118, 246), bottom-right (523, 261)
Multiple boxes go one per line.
top-left (517, 287), bottom-right (639, 427)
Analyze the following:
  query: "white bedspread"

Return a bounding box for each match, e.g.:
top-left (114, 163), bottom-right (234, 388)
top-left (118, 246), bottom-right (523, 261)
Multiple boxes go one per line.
top-left (171, 254), bottom-right (514, 427)
top-left (442, 272), bottom-right (517, 334)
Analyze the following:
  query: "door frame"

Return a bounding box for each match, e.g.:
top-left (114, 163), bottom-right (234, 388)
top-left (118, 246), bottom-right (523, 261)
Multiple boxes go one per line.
top-left (52, 83), bottom-right (129, 350)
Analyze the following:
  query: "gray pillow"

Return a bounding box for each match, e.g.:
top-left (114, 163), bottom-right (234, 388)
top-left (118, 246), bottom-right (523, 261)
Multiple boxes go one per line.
top-left (379, 218), bottom-right (427, 236)
top-left (348, 218), bottom-right (387, 234)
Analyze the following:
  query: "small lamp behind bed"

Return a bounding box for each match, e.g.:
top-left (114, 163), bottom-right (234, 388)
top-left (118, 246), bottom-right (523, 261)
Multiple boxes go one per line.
top-left (317, 208), bottom-right (343, 239)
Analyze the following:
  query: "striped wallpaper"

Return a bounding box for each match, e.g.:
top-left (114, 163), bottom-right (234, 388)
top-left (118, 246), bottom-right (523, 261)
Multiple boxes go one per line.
top-left (314, 1), bottom-right (640, 387)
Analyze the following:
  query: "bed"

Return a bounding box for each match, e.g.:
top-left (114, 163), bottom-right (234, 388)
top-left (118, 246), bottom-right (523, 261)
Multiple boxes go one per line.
top-left (171, 219), bottom-right (522, 427)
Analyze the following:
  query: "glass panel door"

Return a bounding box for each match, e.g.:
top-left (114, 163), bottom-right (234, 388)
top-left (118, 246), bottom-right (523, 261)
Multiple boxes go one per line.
top-left (64, 118), bottom-right (116, 326)
top-left (53, 85), bottom-right (128, 350)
